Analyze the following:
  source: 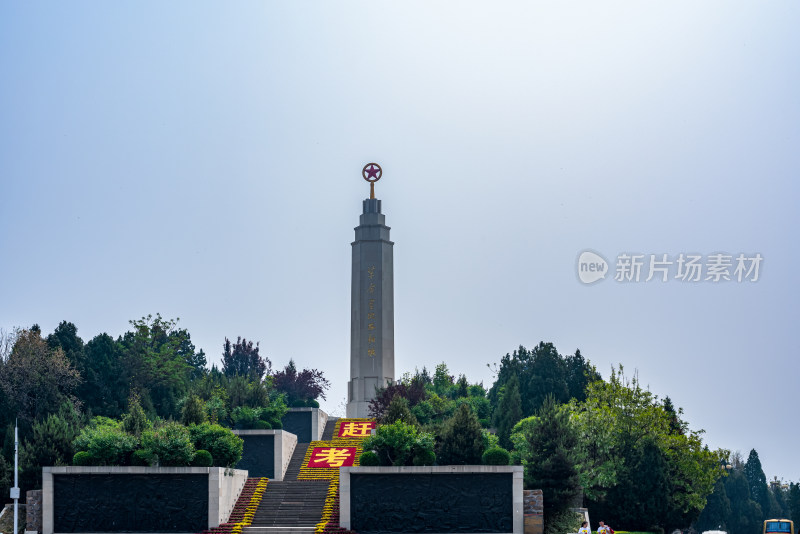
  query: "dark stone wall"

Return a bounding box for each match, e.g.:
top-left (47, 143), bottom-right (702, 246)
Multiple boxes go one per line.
top-left (350, 473), bottom-right (514, 534)
top-left (53, 473), bottom-right (208, 533)
top-left (27, 489), bottom-right (42, 533)
top-left (236, 434), bottom-right (275, 478)
top-left (282, 411), bottom-right (312, 442)
top-left (523, 490), bottom-right (543, 534)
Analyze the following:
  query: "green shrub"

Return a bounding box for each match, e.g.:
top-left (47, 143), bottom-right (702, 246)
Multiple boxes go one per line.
top-left (121, 393), bottom-right (151, 437)
top-left (192, 449), bottom-right (213, 467)
top-left (382, 395), bottom-right (418, 427)
top-left (437, 404), bottom-right (484, 465)
top-left (270, 419), bottom-right (282, 429)
top-left (253, 420), bottom-right (272, 430)
top-left (131, 449), bottom-right (153, 466)
top-left (412, 448), bottom-right (436, 466)
top-left (359, 450), bottom-right (380, 466)
top-left (72, 451), bottom-right (93, 466)
top-left (188, 423), bottom-right (244, 467)
top-left (231, 406), bottom-right (260, 429)
top-left (306, 399), bottom-right (320, 408)
top-left (482, 446), bottom-right (511, 465)
top-left (545, 510), bottom-right (582, 534)
top-left (205, 395), bottom-right (228, 425)
top-left (290, 399), bottom-right (306, 407)
top-left (141, 422), bottom-right (195, 466)
top-left (73, 424), bottom-right (138, 465)
top-left (362, 420), bottom-right (436, 467)
top-left (181, 395), bottom-right (207, 426)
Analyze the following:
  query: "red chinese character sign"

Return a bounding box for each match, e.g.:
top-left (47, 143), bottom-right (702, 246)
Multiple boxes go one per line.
top-left (307, 447), bottom-right (357, 468)
top-left (337, 421), bottom-right (376, 438)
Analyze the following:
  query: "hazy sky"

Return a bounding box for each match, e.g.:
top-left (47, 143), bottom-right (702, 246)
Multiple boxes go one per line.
top-left (2, 2), bottom-right (798, 482)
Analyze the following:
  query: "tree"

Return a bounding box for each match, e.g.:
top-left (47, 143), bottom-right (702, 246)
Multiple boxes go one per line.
top-left (181, 395), bottom-right (207, 426)
top-left (46, 321), bottom-right (85, 371)
top-left (20, 401), bottom-right (83, 490)
top-left (361, 420), bottom-right (435, 467)
top-left (382, 394), bottom-right (418, 427)
top-left (368, 380), bottom-right (426, 420)
top-left (725, 467), bottom-right (763, 534)
top-left (0, 329), bottom-right (81, 425)
top-left (438, 403), bottom-right (484, 465)
top-left (121, 392), bottom-right (150, 437)
top-left (488, 343), bottom-right (598, 420)
top-left (695, 476), bottom-right (732, 532)
top-left (272, 359), bottom-right (330, 405)
top-left (493, 373), bottom-right (522, 450)
top-left (568, 366), bottom-right (722, 530)
top-left (432, 363), bottom-right (454, 396)
top-left (222, 336), bottom-right (269, 380)
top-left (744, 449), bottom-right (770, 521)
top-left (788, 483), bottom-right (800, 527)
top-left (119, 314), bottom-right (194, 419)
top-left (82, 332), bottom-right (126, 417)
top-left (520, 396), bottom-right (581, 534)
top-left (565, 349), bottom-right (600, 402)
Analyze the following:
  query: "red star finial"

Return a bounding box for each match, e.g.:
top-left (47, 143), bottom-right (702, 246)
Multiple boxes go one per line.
top-left (362, 163), bottom-right (382, 199)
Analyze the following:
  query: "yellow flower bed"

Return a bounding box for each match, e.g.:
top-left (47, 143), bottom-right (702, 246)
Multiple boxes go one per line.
top-left (311, 418), bottom-right (375, 532)
top-left (297, 439), bottom-right (366, 480)
top-left (229, 477), bottom-right (268, 533)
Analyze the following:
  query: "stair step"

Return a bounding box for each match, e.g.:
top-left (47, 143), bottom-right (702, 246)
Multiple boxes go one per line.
top-left (250, 418), bottom-right (343, 527)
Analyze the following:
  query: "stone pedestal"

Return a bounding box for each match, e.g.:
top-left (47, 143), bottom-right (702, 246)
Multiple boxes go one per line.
top-left (347, 198), bottom-right (395, 417)
top-left (523, 489), bottom-right (544, 534)
top-left (27, 489), bottom-right (42, 533)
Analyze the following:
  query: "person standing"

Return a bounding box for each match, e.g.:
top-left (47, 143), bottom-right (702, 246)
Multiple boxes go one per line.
top-left (597, 521), bottom-right (609, 534)
top-left (579, 521), bottom-right (591, 534)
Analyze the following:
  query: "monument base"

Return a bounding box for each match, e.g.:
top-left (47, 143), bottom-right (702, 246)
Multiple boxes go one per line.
top-left (346, 400), bottom-right (371, 418)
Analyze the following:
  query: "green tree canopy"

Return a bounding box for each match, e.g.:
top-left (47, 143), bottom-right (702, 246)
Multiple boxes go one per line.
top-left (119, 314), bottom-right (195, 419)
top-left (568, 366), bottom-right (723, 531)
top-left (519, 396), bottom-right (581, 533)
top-left (743, 449), bottom-right (770, 521)
top-left (437, 403), bottom-right (484, 465)
top-left (0, 329), bottom-right (81, 425)
top-left (489, 342), bottom-right (600, 420)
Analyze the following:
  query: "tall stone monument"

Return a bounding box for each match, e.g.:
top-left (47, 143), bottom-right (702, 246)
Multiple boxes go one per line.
top-left (346, 163), bottom-right (395, 418)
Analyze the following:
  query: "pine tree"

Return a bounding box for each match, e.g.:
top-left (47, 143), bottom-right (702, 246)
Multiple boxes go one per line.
top-left (522, 396), bottom-right (581, 533)
top-left (437, 403), bottom-right (484, 465)
top-left (788, 483), bottom-right (800, 526)
top-left (181, 394), bottom-right (207, 426)
top-left (695, 477), bottom-right (732, 532)
top-left (383, 394), bottom-right (418, 427)
top-left (744, 449), bottom-right (770, 520)
top-left (494, 373), bottom-right (522, 450)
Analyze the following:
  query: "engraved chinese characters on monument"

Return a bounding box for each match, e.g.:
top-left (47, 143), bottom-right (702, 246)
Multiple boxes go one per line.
top-left (347, 163), bottom-right (395, 418)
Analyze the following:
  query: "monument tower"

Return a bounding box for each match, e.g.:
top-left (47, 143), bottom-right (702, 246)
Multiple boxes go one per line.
top-left (346, 163), bottom-right (395, 418)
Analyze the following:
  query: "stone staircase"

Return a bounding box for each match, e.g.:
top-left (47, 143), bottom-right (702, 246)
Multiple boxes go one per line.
top-left (245, 418), bottom-right (339, 534)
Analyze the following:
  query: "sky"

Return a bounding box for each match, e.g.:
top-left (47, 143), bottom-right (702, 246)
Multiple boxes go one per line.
top-left (1, 2), bottom-right (798, 482)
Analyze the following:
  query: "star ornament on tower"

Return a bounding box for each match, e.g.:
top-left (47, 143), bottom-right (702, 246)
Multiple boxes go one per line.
top-left (362, 162), bottom-right (382, 199)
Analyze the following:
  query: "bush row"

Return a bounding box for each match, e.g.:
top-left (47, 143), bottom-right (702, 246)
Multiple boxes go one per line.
top-left (72, 419), bottom-right (243, 467)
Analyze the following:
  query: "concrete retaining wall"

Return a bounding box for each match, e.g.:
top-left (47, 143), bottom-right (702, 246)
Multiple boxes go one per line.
top-left (233, 429), bottom-right (297, 480)
top-left (282, 407), bottom-right (328, 442)
top-left (340, 465), bottom-right (524, 534)
top-left (42, 466), bottom-right (247, 534)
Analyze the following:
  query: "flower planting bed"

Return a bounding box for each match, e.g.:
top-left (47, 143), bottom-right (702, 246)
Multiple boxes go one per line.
top-left (285, 418), bottom-right (374, 534)
top-left (198, 477), bottom-right (268, 534)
